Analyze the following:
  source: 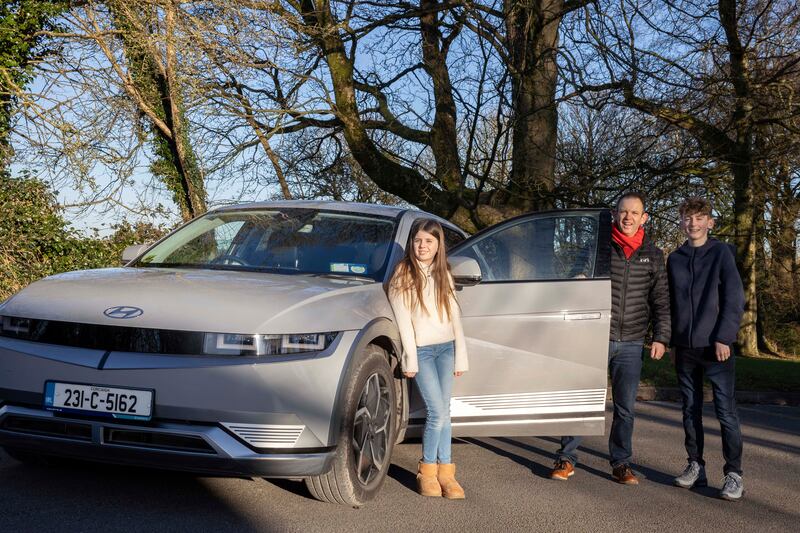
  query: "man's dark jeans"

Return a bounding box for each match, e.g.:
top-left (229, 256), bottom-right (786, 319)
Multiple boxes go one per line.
top-left (675, 346), bottom-right (743, 476)
top-left (558, 341), bottom-right (644, 467)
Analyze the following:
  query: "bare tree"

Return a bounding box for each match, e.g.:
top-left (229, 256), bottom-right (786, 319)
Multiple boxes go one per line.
top-left (105, 0), bottom-right (207, 220)
top-left (566, 0), bottom-right (800, 355)
top-left (462, 0), bottom-right (595, 211)
top-left (0, 1), bottom-right (68, 169)
top-left (9, 1), bottom-right (210, 222)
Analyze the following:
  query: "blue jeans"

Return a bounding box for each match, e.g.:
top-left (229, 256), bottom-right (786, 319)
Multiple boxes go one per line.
top-left (675, 346), bottom-right (743, 475)
top-left (415, 341), bottom-right (455, 464)
top-left (558, 341), bottom-right (644, 467)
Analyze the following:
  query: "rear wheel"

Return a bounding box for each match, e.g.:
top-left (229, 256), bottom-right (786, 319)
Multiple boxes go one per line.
top-left (305, 344), bottom-right (396, 506)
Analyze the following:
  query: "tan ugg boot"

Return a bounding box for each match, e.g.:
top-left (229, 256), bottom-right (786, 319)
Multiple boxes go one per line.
top-left (416, 461), bottom-right (442, 497)
top-left (437, 463), bottom-right (465, 499)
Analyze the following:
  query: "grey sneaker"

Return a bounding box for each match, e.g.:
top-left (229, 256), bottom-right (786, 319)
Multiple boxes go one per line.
top-left (720, 472), bottom-right (744, 501)
top-left (673, 461), bottom-right (707, 488)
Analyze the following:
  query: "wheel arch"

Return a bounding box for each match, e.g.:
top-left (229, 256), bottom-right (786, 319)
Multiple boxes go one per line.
top-left (327, 318), bottom-right (408, 447)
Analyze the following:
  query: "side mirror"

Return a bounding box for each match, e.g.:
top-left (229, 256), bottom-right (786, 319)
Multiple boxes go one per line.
top-left (121, 244), bottom-right (149, 266)
top-left (449, 256), bottom-right (482, 287)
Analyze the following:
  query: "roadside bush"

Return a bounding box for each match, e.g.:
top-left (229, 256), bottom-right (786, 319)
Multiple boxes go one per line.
top-left (0, 173), bottom-right (166, 300)
top-left (772, 324), bottom-right (800, 358)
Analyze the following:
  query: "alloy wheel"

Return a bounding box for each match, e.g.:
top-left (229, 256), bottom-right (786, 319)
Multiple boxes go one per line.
top-left (351, 371), bottom-right (391, 485)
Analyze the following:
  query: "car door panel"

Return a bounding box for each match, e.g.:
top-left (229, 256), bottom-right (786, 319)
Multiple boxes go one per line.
top-left (449, 279), bottom-right (610, 436)
top-left (406, 210), bottom-right (611, 438)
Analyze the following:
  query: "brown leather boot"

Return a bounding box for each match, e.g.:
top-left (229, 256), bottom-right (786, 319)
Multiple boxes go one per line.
top-left (550, 460), bottom-right (575, 481)
top-left (437, 463), bottom-right (466, 499)
top-left (416, 462), bottom-right (442, 497)
top-left (612, 464), bottom-right (639, 485)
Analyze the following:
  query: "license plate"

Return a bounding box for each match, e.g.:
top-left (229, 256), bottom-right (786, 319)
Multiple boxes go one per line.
top-left (44, 382), bottom-right (154, 421)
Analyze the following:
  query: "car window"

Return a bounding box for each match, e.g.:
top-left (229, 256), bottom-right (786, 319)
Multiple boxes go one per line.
top-left (215, 220), bottom-right (246, 253)
top-left (452, 214), bottom-right (599, 282)
top-left (136, 209), bottom-right (397, 281)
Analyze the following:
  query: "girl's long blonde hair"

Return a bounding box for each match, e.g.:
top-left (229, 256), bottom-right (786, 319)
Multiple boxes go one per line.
top-left (389, 218), bottom-right (455, 321)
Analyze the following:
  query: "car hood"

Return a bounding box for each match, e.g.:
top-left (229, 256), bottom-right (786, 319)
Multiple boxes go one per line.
top-left (1, 268), bottom-right (389, 334)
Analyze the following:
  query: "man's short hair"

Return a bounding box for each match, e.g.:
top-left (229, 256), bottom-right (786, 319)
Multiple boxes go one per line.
top-left (679, 197), bottom-right (713, 218)
top-left (616, 190), bottom-right (647, 210)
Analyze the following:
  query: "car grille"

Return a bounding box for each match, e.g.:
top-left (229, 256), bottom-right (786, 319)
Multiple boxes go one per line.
top-left (0, 316), bottom-right (205, 354)
top-left (1, 415), bottom-right (92, 441)
top-left (103, 428), bottom-right (216, 454)
top-left (0, 415), bottom-right (216, 454)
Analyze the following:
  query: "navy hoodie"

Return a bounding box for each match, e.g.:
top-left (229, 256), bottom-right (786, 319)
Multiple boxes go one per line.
top-left (667, 238), bottom-right (745, 348)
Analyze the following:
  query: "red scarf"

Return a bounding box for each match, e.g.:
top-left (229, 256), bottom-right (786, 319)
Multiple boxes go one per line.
top-left (611, 224), bottom-right (644, 259)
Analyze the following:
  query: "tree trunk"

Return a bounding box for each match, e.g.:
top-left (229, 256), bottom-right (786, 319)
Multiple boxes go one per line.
top-left (504, 0), bottom-right (562, 211)
top-left (0, 93), bottom-right (11, 170)
top-left (754, 198), bottom-right (778, 354)
top-left (420, 0), bottom-right (463, 196)
top-left (161, 1), bottom-right (206, 220)
top-left (770, 179), bottom-right (799, 293)
top-left (297, 0), bottom-right (457, 218)
top-left (111, 1), bottom-right (207, 221)
top-left (721, 0), bottom-right (757, 357)
top-left (731, 157), bottom-right (758, 356)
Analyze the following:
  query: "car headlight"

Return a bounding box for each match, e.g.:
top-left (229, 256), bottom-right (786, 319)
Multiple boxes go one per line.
top-left (0, 315), bottom-right (30, 336)
top-left (202, 332), bottom-right (339, 356)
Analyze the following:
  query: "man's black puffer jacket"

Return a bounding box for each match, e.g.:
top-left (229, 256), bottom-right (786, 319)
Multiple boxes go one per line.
top-left (609, 235), bottom-right (671, 344)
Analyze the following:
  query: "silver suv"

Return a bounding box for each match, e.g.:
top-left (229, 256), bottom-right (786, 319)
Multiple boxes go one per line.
top-left (0, 201), bottom-right (611, 506)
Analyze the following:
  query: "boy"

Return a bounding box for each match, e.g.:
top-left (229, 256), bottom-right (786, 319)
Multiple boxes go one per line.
top-left (667, 197), bottom-right (745, 500)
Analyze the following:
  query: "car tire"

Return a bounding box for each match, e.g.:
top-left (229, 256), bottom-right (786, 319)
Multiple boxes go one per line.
top-left (305, 344), bottom-right (396, 507)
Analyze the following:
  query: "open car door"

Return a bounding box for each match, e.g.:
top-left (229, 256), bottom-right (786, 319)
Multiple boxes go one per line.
top-left (408, 209), bottom-right (612, 437)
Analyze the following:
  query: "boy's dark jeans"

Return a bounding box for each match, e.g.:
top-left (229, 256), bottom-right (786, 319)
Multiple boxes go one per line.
top-left (675, 346), bottom-right (743, 476)
top-left (558, 341), bottom-right (644, 467)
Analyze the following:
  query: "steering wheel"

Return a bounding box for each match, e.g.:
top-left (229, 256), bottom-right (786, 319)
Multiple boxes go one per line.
top-left (212, 254), bottom-right (251, 267)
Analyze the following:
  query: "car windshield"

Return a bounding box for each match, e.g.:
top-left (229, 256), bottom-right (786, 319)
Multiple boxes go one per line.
top-left (134, 208), bottom-right (398, 281)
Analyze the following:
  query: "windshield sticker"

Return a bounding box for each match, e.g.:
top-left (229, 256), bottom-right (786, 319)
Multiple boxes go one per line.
top-left (330, 263), bottom-right (368, 275)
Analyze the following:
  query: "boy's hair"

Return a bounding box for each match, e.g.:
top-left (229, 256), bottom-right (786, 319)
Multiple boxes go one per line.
top-left (617, 190), bottom-right (647, 210)
top-left (679, 197), bottom-right (713, 218)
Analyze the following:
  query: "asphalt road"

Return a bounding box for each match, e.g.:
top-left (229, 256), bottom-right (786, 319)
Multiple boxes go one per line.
top-left (1, 401), bottom-right (798, 533)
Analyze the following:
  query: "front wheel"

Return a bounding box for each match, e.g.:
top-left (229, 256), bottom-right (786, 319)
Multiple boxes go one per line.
top-left (305, 344), bottom-right (396, 506)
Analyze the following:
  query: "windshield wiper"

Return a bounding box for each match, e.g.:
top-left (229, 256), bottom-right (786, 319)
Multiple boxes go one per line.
top-left (311, 272), bottom-right (374, 282)
top-left (134, 263), bottom-right (299, 274)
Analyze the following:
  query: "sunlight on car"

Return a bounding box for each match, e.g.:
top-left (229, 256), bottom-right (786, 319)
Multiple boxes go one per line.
top-left (0, 201), bottom-right (610, 507)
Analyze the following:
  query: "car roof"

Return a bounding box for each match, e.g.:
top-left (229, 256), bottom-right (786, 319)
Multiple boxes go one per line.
top-left (213, 200), bottom-right (409, 218)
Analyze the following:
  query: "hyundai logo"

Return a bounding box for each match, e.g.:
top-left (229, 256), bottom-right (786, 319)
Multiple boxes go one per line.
top-left (103, 306), bottom-right (144, 319)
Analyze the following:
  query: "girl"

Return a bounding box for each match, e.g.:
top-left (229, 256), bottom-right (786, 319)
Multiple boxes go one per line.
top-left (388, 218), bottom-right (468, 499)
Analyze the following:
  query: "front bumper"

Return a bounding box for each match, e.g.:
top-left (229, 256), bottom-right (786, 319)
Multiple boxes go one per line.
top-left (0, 332), bottom-right (360, 447)
top-left (0, 331), bottom-right (360, 476)
top-left (0, 405), bottom-right (334, 477)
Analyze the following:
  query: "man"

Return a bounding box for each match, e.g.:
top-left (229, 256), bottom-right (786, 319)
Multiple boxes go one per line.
top-left (550, 191), bottom-right (671, 484)
top-left (667, 197), bottom-right (745, 501)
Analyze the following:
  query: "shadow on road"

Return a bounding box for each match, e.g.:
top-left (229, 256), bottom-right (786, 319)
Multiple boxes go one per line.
top-left (635, 405), bottom-right (800, 455)
top-left (460, 436), bottom-right (560, 479)
top-left (460, 434), bottom-right (676, 487)
top-left (265, 478), bottom-right (313, 499)
top-left (0, 453), bottom-right (270, 532)
top-left (387, 463), bottom-right (417, 493)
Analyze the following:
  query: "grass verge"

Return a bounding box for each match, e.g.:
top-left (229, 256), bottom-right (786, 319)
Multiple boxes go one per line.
top-left (640, 353), bottom-right (800, 392)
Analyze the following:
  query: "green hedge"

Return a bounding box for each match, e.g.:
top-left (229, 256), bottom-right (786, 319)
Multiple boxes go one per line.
top-left (0, 174), bottom-right (165, 300)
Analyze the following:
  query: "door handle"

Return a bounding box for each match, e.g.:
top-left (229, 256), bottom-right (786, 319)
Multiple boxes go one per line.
top-left (563, 312), bottom-right (602, 320)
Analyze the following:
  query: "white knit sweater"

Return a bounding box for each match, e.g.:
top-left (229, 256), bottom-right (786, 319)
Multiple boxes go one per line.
top-left (388, 265), bottom-right (468, 373)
